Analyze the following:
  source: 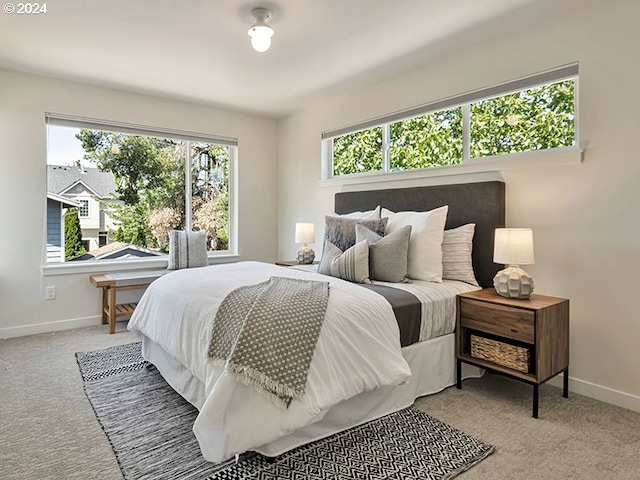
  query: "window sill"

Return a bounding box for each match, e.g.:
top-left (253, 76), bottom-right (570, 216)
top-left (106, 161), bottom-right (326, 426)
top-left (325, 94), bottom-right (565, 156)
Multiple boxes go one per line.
top-left (41, 252), bottom-right (241, 277)
top-left (320, 145), bottom-right (585, 188)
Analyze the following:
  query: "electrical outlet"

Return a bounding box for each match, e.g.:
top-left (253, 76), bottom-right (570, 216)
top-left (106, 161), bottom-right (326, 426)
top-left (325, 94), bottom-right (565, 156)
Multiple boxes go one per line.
top-left (45, 286), bottom-right (56, 300)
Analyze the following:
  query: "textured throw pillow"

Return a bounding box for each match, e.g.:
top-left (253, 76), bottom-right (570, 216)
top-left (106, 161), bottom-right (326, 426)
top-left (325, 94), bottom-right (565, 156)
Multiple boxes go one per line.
top-left (167, 230), bottom-right (208, 270)
top-left (356, 224), bottom-right (412, 282)
top-left (318, 240), bottom-right (370, 284)
top-left (442, 224), bottom-right (479, 286)
top-left (382, 205), bottom-right (448, 282)
top-left (322, 216), bottom-right (388, 252)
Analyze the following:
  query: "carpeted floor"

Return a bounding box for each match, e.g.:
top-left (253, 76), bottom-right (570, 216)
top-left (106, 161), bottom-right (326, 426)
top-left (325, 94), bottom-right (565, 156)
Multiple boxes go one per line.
top-left (76, 342), bottom-right (493, 480)
top-left (1, 324), bottom-right (639, 479)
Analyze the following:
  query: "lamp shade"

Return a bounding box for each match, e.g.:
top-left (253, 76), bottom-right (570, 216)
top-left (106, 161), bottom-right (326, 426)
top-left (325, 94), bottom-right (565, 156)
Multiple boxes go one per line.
top-left (295, 223), bottom-right (315, 244)
top-left (493, 228), bottom-right (535, 265)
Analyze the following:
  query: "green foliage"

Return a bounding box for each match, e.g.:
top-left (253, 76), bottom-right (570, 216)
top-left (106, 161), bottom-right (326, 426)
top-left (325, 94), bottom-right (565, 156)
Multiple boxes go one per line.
top-left (191, 143), bottom-right (229, 249)
top-left (390, 108), bottom-right (463, 170)
top-left (64, 208), bottom-right (86, 259)
top-left (470, 80), bottom-right (575, 157)
top-left (332, 127), bottom-right (382, 176)
top-left (75, 130), bottom-right (230, 254)
top-left (214, 192), bottom-right (229, 250)
top-left (331, 80), bottom-right (575, 176)
top-left (109, 201), bottom-right (153, 248)
top-left (76, 130), bottom-right (177, 205)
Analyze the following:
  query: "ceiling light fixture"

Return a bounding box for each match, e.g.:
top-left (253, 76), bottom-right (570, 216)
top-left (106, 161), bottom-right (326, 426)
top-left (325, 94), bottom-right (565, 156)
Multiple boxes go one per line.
top-left (248, 7), bottom-right (274, 53)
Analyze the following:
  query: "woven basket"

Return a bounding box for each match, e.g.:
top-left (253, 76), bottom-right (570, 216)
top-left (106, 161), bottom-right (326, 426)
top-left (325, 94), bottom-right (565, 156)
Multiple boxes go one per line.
top-left (470, 334), bottom-right (530, 373)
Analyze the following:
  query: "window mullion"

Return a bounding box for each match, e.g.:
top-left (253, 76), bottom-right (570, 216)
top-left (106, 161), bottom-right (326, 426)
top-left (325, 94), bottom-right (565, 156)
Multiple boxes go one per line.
top-left (382, 124), bottom-right (390, 172)
top-left (185, 141), bottom-right (193, 230)
top-left (463, 104), bottom-right (470, 162)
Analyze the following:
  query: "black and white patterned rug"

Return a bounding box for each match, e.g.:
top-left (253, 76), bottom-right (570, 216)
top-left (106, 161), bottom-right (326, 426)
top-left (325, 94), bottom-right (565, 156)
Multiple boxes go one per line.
top-left (76, 342), bottom-right (494, 480)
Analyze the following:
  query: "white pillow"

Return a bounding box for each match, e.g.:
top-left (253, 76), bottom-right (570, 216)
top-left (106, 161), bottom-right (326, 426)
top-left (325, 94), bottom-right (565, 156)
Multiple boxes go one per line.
top-left (382, 205), bottom-right (448, 282)
top-left (442, 224), bottom-right (479, 286)
top-left (331, 205), bottom-right (381, 220)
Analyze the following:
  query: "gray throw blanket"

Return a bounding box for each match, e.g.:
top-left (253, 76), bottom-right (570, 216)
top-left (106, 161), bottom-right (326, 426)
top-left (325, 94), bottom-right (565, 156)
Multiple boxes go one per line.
top-left (208, 276), bottom-right (330, 410)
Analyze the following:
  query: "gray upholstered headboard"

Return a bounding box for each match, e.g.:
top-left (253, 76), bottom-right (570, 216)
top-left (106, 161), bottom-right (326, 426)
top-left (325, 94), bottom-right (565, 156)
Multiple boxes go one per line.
top-left (334, 181), bottom-right (505, 288)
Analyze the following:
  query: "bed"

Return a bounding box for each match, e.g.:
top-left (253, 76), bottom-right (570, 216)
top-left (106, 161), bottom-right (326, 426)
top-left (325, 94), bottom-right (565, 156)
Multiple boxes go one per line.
top-left (128, 180), bottom-right (505, 463)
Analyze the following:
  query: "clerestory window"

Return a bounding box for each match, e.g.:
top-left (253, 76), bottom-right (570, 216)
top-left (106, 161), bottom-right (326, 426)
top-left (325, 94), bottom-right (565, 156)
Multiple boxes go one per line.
top-left (323, 64), bottom-right (578, 180)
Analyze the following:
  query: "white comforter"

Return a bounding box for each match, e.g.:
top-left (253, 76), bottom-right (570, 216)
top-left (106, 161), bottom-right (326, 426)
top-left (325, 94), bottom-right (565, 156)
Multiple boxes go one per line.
top-left (128, 261), bottom-right (411, 463)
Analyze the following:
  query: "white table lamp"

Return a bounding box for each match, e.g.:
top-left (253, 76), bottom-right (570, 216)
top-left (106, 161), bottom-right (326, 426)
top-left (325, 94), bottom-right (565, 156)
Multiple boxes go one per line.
top-left (295, 223), bottom-right (315, 264)
top-left (493, 228), bottom-right (535, 299)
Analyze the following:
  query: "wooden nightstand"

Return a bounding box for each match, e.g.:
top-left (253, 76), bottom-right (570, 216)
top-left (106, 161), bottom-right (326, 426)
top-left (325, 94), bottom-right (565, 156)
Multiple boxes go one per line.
top-left (456, 288), bottom-right (569, 418)
top-left (276, 260), bottom-right (319, 267)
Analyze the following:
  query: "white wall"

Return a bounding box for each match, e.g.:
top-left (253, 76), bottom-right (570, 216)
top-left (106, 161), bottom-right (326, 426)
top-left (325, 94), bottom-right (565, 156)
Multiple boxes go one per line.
top-left (278, 0), bottom-right (640, 411)
top-left (0, 69), bottom-right (279, 336)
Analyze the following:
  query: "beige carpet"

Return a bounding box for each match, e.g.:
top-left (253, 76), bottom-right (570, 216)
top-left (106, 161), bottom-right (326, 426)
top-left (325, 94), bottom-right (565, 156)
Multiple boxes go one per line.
top-left (1, 323), bottom-right (639, 479)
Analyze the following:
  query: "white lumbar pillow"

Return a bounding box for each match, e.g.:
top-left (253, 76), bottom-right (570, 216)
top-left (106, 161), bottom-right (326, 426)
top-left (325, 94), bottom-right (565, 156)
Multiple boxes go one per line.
top-left (382, 205), bottom-right (448, 282)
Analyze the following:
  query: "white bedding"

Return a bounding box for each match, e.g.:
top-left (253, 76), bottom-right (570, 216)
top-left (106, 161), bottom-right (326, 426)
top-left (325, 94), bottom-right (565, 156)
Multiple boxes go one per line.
top-left (289, 263), bottom-right (480, 341)
top-left (128, 261), bottom-right (412, 463)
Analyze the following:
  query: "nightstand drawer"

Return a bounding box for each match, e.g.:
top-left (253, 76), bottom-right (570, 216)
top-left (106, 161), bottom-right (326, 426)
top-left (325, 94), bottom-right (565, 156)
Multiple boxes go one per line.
top-left (460, 298), bottom-right (535, 343)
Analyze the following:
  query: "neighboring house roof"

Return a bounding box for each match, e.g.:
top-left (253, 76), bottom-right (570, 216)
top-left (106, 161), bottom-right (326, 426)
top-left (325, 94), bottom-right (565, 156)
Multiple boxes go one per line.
top-left (46, 192), bottom-right (80, 208)
top-left (47, 165), bottom-right (117, 199)
top-left (68, 242), bottom-right (162, 261)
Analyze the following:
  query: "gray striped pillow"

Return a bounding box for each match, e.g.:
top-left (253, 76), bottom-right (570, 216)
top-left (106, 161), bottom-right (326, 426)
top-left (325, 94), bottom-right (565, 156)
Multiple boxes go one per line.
top-left (442, 224), bottom-right (479, 286)
top-left (167, 230), bottom-right (208, 270)
top-left (318, 240), bottom-right (370, 284)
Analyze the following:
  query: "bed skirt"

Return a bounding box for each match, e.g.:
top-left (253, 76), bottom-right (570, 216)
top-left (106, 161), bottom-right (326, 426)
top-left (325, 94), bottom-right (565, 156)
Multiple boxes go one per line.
top-left (141, 332), bottom-right (482, 459)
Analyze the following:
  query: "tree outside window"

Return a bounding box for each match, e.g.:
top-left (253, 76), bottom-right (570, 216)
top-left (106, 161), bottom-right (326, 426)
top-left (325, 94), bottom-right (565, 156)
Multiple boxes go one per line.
top-left (46, 122), bottom-right (233, 263)
top-left (329, 78), bottom-right (576, 177)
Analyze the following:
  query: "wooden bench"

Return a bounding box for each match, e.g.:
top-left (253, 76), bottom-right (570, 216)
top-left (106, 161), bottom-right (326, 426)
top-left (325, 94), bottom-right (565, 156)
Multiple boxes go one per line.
top-left (90, 270), bottom-right (167, 334)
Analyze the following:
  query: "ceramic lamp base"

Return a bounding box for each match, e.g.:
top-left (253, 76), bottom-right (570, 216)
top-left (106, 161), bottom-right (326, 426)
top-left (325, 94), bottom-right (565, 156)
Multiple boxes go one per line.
top-left (296, 244), bottom-right (315, 264)
top-left (493, 265), bottom-right (534, 299)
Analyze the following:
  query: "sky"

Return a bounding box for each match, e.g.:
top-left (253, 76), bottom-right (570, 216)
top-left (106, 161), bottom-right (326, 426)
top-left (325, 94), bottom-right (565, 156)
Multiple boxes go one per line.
top-left (47, 125), bottom-right (92, 166)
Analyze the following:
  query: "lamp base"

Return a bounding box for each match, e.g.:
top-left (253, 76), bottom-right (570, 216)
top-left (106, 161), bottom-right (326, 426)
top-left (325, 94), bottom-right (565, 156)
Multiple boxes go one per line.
top-left (493, 265), bottom-right (534, 299)
top-left (297, 244), bottom-right (315, 264)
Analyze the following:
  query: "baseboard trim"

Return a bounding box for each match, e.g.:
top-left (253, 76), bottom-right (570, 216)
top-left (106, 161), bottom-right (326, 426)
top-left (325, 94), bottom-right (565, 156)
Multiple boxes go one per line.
top-left (0, 315), bottom-right (103, 339)
top-left (2, 317), bottom-right (639, 414)
top-left (548, 375), bottom-right (640, 414)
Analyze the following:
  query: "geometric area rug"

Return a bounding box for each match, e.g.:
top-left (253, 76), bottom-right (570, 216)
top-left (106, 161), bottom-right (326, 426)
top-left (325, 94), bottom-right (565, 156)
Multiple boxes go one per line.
top-left (76, 342), bottom-right (494, 480)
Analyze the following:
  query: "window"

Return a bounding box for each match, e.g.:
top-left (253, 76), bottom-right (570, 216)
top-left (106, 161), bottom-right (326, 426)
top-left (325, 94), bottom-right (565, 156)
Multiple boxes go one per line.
top-left (390, 107), bottom-right (463, 171)
top-left (45, 115), bottom-right (236, 265)
top-left (78, 199), bottom-right (89, 218)
top-left (469, 80), bottom-right (575, 158)
top-left (323, 64), bottom-right (578, 179)
top-left (332, 127), bottom-right (382, 176)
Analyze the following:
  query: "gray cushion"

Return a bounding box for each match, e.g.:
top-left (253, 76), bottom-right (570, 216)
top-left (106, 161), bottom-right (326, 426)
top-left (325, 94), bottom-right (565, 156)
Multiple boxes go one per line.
top-left (442, 224), bottom-right (479, 286)
top-left (318, 240), bottom-right (370, 284)
top-left (356, 224), bottom-right (412, 282)
top-left (323, 216), bottom-right (388, 252)
top-left (167, 230), bottom-right (208, 270)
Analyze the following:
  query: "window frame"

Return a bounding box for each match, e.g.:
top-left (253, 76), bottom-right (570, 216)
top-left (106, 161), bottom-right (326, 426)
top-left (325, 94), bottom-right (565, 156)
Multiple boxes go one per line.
top-left (321, 63), bottom-right (582, 183)
top-left (77, 199), bottom-right (89, 218)
top-left (42, 114), bottom-right (239, 275)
